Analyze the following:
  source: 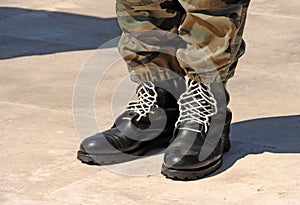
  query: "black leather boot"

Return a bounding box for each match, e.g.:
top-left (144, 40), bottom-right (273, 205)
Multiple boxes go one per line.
top-left (77, 79), bottom-right (185, 165)
top-left (161, 80), bottom-right (231, 180)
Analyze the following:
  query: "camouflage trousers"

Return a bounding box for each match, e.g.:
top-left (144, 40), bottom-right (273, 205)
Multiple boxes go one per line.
top-left (116, 0), bottom-right (251, 83)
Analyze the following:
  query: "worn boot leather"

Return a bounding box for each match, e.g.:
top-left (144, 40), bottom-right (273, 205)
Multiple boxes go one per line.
top-left (77, 79), bottom-right (185, 165)
top-left (161, 81), bottom-right (231, 180)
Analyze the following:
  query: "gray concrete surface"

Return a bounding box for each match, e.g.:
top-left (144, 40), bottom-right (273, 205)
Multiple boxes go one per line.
top-left (0, 0), bottom-right (299, 204)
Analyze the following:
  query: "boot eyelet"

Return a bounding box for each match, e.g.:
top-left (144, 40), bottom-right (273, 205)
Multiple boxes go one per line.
top-left (229, 12), bottom-right (238, 20)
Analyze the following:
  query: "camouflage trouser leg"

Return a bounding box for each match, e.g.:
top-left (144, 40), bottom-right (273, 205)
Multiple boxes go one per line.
top-left (116, 0), bottom-right (251, 83)
top-left (177, 0), bottom-right (251, 83)
top-left (116, 0), bottom-right (186, 82)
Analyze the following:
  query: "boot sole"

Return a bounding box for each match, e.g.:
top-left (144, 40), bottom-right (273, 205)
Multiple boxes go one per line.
top-left (161, 157), bottom-right (223, 180)
top-left (77, 150), bottom-right (143, 165)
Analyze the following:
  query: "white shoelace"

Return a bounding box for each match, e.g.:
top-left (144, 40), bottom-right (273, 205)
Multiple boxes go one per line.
top-left (124, 82), bottom-right (158, 121)
top-left (175, 80), bottom-right (217, 133)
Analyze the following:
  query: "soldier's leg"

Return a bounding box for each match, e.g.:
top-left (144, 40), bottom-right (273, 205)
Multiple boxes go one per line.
top-left (77, 0), bottom-right (188, 165)
top-left (162, 0), bottom-right (251, 180)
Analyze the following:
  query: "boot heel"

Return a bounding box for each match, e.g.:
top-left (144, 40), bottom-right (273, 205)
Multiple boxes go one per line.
top-left (223, 135), bottom-right (231, 152)
top-left (223, 109), bottom-right (232, 152)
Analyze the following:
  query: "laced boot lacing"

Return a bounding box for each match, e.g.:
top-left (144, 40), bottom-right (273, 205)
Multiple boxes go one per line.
top-left (175, 80), bottom-right (218, 133)
top-left (124, 82), bottom-right (158, 121)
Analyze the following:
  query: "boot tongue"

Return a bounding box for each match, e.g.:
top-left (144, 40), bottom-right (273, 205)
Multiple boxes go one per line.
top-left (131, 115), bottom-right (151, 129)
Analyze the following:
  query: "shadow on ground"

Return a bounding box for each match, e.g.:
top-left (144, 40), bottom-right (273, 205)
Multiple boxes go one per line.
top-left (0, 7), bottom-right (121, 60)
top-left (212, 115), bottom-right (300, 176)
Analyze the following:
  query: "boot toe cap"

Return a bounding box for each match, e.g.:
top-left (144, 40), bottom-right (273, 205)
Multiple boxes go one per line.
top-left (163, 148), bottom-right (200, 170)
top-left (79, 132), bottom-right (119, 155)
top-left (163, 146), bottom-right (222, 170)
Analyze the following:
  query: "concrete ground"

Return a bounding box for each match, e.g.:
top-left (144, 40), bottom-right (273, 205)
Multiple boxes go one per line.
top-left (0, 0), bottom-right (299, 204)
